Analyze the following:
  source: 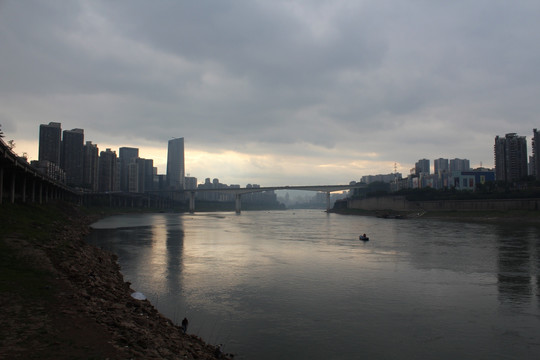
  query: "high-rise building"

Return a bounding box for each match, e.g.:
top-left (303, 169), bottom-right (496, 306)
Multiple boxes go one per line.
top-left (128, 162), bottom-right (139, 193)
top-left (532, 129), bottom-right (540, 180)
top-left (449, 158), bottom-right (470, 172)
top-left (494, 133), bottom-right (528, 182)
top-left (119, 147), bottom-right (139, 192)
top-left (62, 128), bottom-right (84, 187)
top-left (38, 122), bottom-right (62, 165)
top-left (433, 158), bottom-right (449, 174)
top-left (415, 159), bottom-right (430, 175)
top-left (83, 141), bottom-right (99, 191)
top-left (143, 159), bottom-right (154, 192)
top-left (167, 137), bottom-right (185, 190)
top-left (135, 158), bottom-right (155, 193)
top-left (98, 148), bottom-right (117, 192)
top-left (185, 176), bottom-right (198, 190)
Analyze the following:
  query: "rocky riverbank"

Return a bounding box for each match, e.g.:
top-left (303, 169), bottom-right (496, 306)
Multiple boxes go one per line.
top-left (0, 202), bottom-right (232, 359)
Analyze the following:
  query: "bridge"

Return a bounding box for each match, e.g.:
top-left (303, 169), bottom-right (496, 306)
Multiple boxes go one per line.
top-left (167, 183), bottom-right (366, 213)
top-left (0, 137), bottom-right (78, 205)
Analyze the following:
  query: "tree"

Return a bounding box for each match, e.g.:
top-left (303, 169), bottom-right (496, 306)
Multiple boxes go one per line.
top-left (0, 123), bottom-right (4, 138)
top-left (7, 139), bottom-right (15, 150)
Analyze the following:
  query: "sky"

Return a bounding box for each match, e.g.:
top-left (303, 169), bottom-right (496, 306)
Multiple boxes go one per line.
top-left (1, 0), bottom-right (540, 187)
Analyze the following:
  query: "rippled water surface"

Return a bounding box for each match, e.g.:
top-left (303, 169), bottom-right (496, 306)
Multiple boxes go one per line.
top-left (87, 210), bottom-right (540, 359)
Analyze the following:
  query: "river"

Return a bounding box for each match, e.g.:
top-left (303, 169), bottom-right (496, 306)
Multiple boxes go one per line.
top-left (87, 209), bottom-right (540, 359)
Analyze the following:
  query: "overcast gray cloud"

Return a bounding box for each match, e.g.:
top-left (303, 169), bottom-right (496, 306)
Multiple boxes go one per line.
top-left (2, 0), bottom-right (540, 185)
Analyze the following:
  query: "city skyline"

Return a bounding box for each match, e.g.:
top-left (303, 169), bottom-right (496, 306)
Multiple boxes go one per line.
top-left (8, 121), bottom-right (540, 189)
top-left (11, 119), bottom-right (540, 192)
top-left (2, 1), bottom-right (540, 186)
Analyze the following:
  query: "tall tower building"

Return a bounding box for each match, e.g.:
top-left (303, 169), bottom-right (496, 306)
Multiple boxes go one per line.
top-left (415, 159), bottom-right (430, 175)
top-left (532, 129), bottom-right (540, 180)
top-left (449, 158), bottom-right (470, 172)
top-left (38, 122), bottom-right (62, 164)
top-left (119, 147), bottom-right (139, 192)
top-left (98, 148), bottom-right (117, 192)
top-left (143, 158), bottom-right (154, 192)
top-left (494, 133), bottom-right (528, 182)
top-left (434, 158), bottom-right (449, 174)
top-left (62, 128), bottom-right (84, 187)
top-left (83, 141), bottom-right (99, 191)
top-left (167, 137), bottom-right (185, 190)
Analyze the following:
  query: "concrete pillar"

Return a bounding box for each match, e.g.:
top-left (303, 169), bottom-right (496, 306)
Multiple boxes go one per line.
top-left (0, 167), bottom-right (3, 205)
top-left (39, 182), bottom-right (43, 204)
top-left (235, 193), bottom-right (242, 214)
top-left (189, 191), bottom-right (196, 213)
top-left (31, 179), bottom-right (36, 203)
top-left (10, 171), bottom-right (16, 203)
top-left (22, 174), bottom-right (27, 203)
top-left (326, 192), bottom-right (331, 212)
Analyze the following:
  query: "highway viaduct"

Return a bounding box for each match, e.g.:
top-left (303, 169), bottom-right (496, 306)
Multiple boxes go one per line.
top-left (0, 137), bottom-right (78, 205)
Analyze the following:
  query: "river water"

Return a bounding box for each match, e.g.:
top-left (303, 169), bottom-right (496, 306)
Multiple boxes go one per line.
top-left (87, 210), bottom-right (540, 359)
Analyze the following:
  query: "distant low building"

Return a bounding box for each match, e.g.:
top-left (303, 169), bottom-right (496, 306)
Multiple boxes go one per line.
top-left (361, 173), bottom-right (402, 184)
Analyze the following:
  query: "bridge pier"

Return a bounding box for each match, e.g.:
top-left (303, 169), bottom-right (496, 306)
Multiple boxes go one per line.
top-left (10, 170), bottom-right (16, 204)
top-left (326, 192), bottom-right (331, 212)
top-left (22, 174), bottom-right (27, 203)
top-left (189, 191), bottom-right (195, 213)
top-left (31, 179), bottom-right (36, 203)
top-left (235, 193), bottom-right (242, 214)
top-left (0, 167), bottom-right (3, 205)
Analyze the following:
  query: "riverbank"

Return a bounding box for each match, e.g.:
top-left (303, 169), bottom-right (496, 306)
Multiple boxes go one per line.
top-left (329, 207), bottom-right (540, 225)
top-left (0, 202), bottom-right (231, 359)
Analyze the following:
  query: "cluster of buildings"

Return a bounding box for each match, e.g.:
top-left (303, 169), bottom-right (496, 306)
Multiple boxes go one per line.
top-left (35, 122), bottom-right (540, 199)
top-left (35, 122), bottom-right (186, 193)
top-left (359, 129), bottom-right (540, 192)
top-left (34, 122), bottom-right (278, 204)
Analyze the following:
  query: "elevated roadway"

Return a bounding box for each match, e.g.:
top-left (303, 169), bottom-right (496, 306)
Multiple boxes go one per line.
top-left (181, 183), bottom-right (366, 213)
top-left (0, 138), bottom-right (78, 204)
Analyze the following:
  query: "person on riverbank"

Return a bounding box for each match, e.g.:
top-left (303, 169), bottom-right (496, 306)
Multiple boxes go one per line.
top-left (181, 317), bottom-right (189, 333)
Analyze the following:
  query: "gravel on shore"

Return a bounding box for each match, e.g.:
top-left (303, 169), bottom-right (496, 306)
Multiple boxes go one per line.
top-left (0, 202), bottom-right (232, 359)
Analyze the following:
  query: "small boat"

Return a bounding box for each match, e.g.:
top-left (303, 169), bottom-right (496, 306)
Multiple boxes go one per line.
top-left (359, 234), bottom-right (369, 241)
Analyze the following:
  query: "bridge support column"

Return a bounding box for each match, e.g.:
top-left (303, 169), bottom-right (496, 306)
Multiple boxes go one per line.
top-left (235, 193), bottom-right (242, 214)
top-left (326, 192), bottom-right (331, 212)
top-left (0, 167), bottom-right (3, 205)
top-left (31, 179), bottom-right (36, 203)
top-left (22, 174), bottom-right (27, 203)
top-left (189, 191), bottom-right (196, 213)
top-left (10, 171), bottom-right (16, 203)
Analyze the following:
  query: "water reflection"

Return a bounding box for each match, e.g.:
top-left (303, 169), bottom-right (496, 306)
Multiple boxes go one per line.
top-left (162, 215), bottom-right (184, 296)
top-left (496, 225), bottom-right (538, 306)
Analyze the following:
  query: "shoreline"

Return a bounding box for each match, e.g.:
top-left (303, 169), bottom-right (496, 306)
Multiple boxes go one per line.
top-left (0, 202), bottom-right (232, 359)
top-left (329, 208), bottom-right (540, 225)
